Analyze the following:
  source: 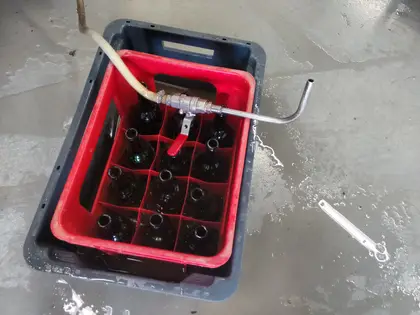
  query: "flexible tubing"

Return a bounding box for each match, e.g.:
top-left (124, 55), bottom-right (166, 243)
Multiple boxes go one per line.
top-left (76, 0), bottom-right (157, 102)
top-left (88, 29), bottom-right (158, 103)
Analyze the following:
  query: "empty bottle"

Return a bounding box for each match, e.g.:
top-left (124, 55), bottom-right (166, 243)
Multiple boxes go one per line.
top-left (107, 166), bottom-right (143, 206)
top-left (122, 128), bottom-right (155, 169)
top-left (96, 211), bottom-right (135, 243)
top-left (178, 224), bottom-right (218, 256)
top-left (192, 138), bottom-right (228, 182)
top-left (141, 214), bottom-right (176, 250)
top-left (129, 95), bottom-right (163, 135)
top-left (185, 185), bottom-right (223, 221)
top-left (165, 112), bottom-right (199, 140)
top-left (201, 114), bottom-right (234, 147)
top-left (159, 147), bottom-right (191, 176)
top-left (146, 169), bottom-right (184, 214)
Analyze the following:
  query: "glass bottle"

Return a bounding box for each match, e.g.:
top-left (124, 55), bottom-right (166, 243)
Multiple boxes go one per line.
top-left (96, 212), bottom-right (135, 243)
top-left (146, 169), bottom-right (184, 214)
top-left (192, 138), bottom-right (228, 182)
top-left (141, 214), bottom-right (176, 250)
top-left (166, 112), bottom-right (199, 140)
top-left (122, 128), bottom-right (155, 169)
top-left (159, 147), bottom-right (191, 176)
top-left (201, 114), bottom-right (234, 147)
top-left (185, 185), bottom-right (223, 221)
top-left (179, 224), bottom-right (218, 256)
top-left (107, 166), bottom-right (142, 206)
top-left (129, 96), bottom-right (163, 135)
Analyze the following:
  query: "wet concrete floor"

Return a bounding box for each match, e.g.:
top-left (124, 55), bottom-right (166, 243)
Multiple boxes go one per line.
top-left (1, 0), bottom-right (420, 314)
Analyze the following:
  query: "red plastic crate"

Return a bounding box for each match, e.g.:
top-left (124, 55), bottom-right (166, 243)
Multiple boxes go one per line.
top-left (51, 50), bottom-right (255, 268)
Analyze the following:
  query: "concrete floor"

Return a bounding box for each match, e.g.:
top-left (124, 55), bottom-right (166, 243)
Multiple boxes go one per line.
top-left (1, 0), bottom-right (420, 314)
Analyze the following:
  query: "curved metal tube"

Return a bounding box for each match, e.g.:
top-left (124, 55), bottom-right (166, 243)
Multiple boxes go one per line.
top-left (216, 79), bottom-right (314, 124)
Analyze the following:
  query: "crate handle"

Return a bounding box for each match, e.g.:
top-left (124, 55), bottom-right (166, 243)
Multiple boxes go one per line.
top-left (162, 41), bottom-right (214, 57)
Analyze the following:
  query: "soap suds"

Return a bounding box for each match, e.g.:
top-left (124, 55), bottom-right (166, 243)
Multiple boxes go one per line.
top-left (56, 279), bottom-right (100, 315)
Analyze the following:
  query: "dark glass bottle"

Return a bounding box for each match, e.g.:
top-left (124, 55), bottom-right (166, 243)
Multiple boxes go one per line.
top-left (192, 138), bottom-right (228, 182)
top-left (122, 128), bottom-right (155, 169)
top-left (96, 212), bottom-right (135, 243)
top-left (179, 224), bottom-right (218, 256)
top-left (166, 112), bottom-right (199, 140)
top-left (185, 185), bottom-right (223, 221)
top-left (141, 214), bottom-right (176, 250)
top-left (159, 147), bottom-right (191, 176)
top-left (130, 96), bottom-right (163, 135)
top-left (107, 166), bottom-right (142, 206)
top-left (201, 114), bottom-right (234, 147)
top-left (146, 169), bottom-right (184, 214)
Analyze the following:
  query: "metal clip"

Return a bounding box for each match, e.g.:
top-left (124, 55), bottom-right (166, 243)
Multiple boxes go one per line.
top-left (180, 112), bottom-right (195, 136)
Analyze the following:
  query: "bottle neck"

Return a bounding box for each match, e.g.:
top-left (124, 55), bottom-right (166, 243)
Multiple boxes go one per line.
top-left (206, 138), bottom-right (219, 153)
top-left (149, 214), bottom-right (164, 230)
top-left (125, 128), bottom-right (139, 142)
top-left (158, 169), bottom-right (173, 183)
top-left (194, 225), bottom-right (208, 240)
top-left (97, 214), bottom-right (112, 231)
top-left (108, 166), bottom-right (122, 181)
top-left (190, 187), bottom-right (205, 202)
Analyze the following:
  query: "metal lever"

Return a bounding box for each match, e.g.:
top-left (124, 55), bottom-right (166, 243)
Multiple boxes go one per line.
top-left (159, 79), bottom-right (314, 124)
top-left (167, 113), bottom-right (194, 156)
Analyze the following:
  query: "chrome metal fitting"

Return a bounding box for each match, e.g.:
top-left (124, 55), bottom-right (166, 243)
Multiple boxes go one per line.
top-left (161, 93), bottom-right (217, 115)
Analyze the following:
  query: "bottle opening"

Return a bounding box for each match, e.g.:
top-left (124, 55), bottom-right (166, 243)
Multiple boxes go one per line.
top-left (206, 138), bottom-right (219, 151)
top-left (190, 187), bottom-right (205, 201)
top-left (194, 225), bottom-right (208, 239)
top-left (125, 128), bottom-right (138, 141)
top-left (159, 169), bottom-right (173, 182)
top-left (150, 214), bottom-right (164, 229)
top-left (108, 166), bottom-right (122, 180)
top-left (97, 214), bottom-right (112, 228)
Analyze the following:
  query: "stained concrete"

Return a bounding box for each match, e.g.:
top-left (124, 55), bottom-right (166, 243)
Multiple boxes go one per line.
top-left (1, 0), bottom-right (420, 314)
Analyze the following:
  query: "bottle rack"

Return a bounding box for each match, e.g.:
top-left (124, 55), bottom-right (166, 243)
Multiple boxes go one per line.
top-left (50, 50), bottom-right (255, 268)
top-left (93, 110), bottom-right (236, 256)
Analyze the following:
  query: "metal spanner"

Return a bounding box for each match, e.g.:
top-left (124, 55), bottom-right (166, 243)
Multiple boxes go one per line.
top-left (318, 200), bottom-right (389, 262)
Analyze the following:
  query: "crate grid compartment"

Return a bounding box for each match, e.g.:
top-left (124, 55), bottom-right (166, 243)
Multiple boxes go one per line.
top-left (51, 50), bottom-right (255, 268)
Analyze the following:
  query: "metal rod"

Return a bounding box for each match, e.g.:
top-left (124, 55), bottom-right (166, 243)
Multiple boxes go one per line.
top-left (216, 79), bottom-right (314, 124)
top-left (76, 0), bottom-right (88, 33)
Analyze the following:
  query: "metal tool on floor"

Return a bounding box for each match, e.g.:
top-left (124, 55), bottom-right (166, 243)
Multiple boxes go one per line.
top-left (318, 200), bottom-right (389, 262)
